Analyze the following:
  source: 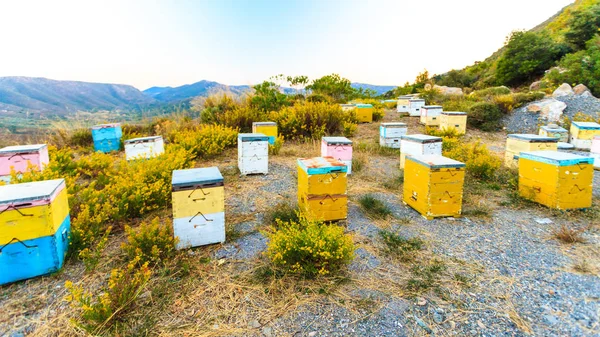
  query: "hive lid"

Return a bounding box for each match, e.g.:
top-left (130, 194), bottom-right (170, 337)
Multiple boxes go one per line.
top-left (252, 121), bottom-right (276, 126)
top-left (441, 111), bottom-right (467, 115)
top-left (540, 125), bottom-right (567, 132)
top-left (322, 136), bottom-right (352, 145)
top-left (381, 122), bottom-right (407, 127)
top-left (238, 133), bottom-right (269, 141)
top-left (507, 134), bottom-right (558, 143)
top-left (397, 96), bottom-right (412, 99)
top-left (520, 151), bottom-right (594, 166)
top-left (124, 136), bottom-right (162, 144)
top-left (400, 134), bottom-right (442, 143)
top-left (422, 105), bottom-right (443, 109)
top-left (340, 104), bottom-right (356, 107)
top-left (557, 142), bottom-right (575, 150)
top-left (298, 157), bottom-right (348, 174)
top-left (91, 123), bottom-right (121, 129)
top-left (407, 155), bottom-right (465, 169)
top-left (172, 167), bottom-right (223, 187)
top-left (355, 103), bottom-right (373, 108)
top-left (0, 144), bottom-right (47, 154)
top-left (0, 179), bottom-right (65, 204)
top-left (409, 98), bottom-right (425, 102)
top-left (572, 121), bottom-right (600, 129)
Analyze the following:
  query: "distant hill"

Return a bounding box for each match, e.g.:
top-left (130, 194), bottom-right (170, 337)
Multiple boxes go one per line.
top-left (0, 76), bottom-right (156, 114)
top-left (143, 80), bottom-right (252, 102)
top-left (351, 83), bottom-right (396, 95)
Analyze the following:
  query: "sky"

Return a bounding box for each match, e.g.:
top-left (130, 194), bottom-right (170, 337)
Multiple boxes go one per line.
top-left (0, 0), bottom-right (574, 90)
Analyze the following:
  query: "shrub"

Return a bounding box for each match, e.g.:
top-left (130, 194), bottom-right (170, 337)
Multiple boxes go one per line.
top-left (552, 225), bottom-right (587, 244)
top-left (172, 124), bottom-right (238, 158)
top-left (70, 129), bottom-right (94, 147)
top-left (306, 94), bottom-right (330, 103)
top-left (216, 106), bottom-right (265, 132)
top-left (79, 227), bottom-right (112, 272)
top-left (493, 94), bottom-right (518, 113)
top-left (65, 257), bottom-right (152, 333)
top-left (122, 217), bottom-right (177, 266)
top-left (266, 216), bottom-right (355, 277)
top-left (444, 141), bottom-right (502, 181)
top-left (469, 86), bottom-right (511, 98)
top-left (358, 195), bottom-right (393, 219)
top-left (273, 102), bottom-right (355, 140)
top-left (342, 121), bottom-right (358, 137)
top-left (372, 106), bottom-right (385, 121)
top-left (468, 102), bottom-right (504, 131)
top-left (379, 230), bottom-right (424, 261)
top-left (269, 135), bottom-right (285, 155)
top-left (426, 126), bottom-right (464, 138)
top-left (264, 201), bottom-right (300, 226)
top-left (407, 260), bottom-right (446, 292)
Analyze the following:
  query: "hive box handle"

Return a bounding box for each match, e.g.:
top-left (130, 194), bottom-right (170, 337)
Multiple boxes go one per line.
top-left (0, 238), bottom-right (38, 253)
top-left (319, 194), bottom-right (338, 205)
top-left (0, 204), bottom-right (34, 217)
top-left (189, 211), bottom-right (213, 223)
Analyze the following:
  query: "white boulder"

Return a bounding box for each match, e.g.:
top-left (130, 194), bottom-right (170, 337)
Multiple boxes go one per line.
top-left (525, 98), bottom-right (566, 122)
top-left (552, 83), bottom-right (574, 97)
top-left (573, 84), bottom-right (591, 95)
top-left (433, 85), bottom-right (463, 96)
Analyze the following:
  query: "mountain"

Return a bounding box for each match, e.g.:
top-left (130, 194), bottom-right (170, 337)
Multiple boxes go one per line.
top-left (0, 76), bottom-right (156, 114)
top-left (143, 80), bottom-right (252, 102)
top-left (351, 83), bottom-right (396, 95)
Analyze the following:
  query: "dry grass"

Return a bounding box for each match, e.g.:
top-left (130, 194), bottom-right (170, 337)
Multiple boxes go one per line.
top-left (551, 224), bottom-right (588, 244)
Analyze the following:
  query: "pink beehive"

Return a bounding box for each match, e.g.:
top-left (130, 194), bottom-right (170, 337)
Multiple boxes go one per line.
top-left (321, 137), bottom-right (353, 174)
top-left (592, 136), bottom-right (600, 154)
top-left (0, 144), bottom-right (49, 175)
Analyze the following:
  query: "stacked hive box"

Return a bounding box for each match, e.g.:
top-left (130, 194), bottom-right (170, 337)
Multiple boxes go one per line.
top-left (504, 134), bottom-right (558, 169)
top-left (440, 111), bottom-right (467, 134)
top-left (297, 157), bottom-right (348, 222)
top-left (590, 136), bottom-right (600, 170)
top-left (172, 167), bottom-right (225, 249)
top-left (0, 179), bottom-right (70, 285)
top-left (91, 123), bottom-right (122, 153)
top-left (379, 122), bottom-right (407, 149)
top-left (355, 104), bottom-right (373, 123)
top-left (340, 104), bottom-right (356, 112)
top-left (539, 124), bottom-right (568, 142)
top-left (252, 122), bottom-right (278, 145)
top-left (397, 96), bottom-right (412, 113)
top-left (420, 105), bottom-right (443, 126)
top-left (124, 136), bottom-right (164, 160)
top-left (321, 137), bottom-right (353, 174)
top-left (0, 144), bottom-right (49, 183)
top-left (518, 151), bottom-right (593, 210)
top-left (570, 121), bottom-right (600, 150)
top-left (238, 133), bottom-right (269, 175)
top-left (400, 134), bottom-right (442, 169)
top-left (408, 98), bottom-right (426, 117)
top-left (403, 155), bottom-right (465, 220)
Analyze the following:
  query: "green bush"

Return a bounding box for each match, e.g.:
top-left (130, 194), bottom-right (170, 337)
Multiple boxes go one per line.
top-left (172, 125), bottom-right (238, 158)
top-left (444, 141), bottom-right (502, 181)
top-left (372, 106), bottom-right (385, 121)
top-left (379, 230), bottom-right (424, 262)
top-left (70, 129), bottom-right (94, 147)
top-left (122, 217), bottom-right (177, 266)
top-left (468, 102), bottom-right (504, 131)
top-left (469, 86), bottom-right (511, 98)
top-left (273, 102), bottom-right (356, 140)
top-left (358, 194), bottom-right (393, 219)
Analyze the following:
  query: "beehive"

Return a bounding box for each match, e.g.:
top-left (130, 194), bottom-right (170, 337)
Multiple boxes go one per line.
top-left (397, 96), bottom-right (412, 113)
top-left (252, 122), bottom-right (278, 145)
top-left (420, 105), bottom-right (443, 126)
top-left (0, 179), bottom-right (70, 285)
top-left (91, 123), bottom-right (122, 153)
top-left (238, 133), bottom-right (269, 175)
top-left (340, 104), bottom-right (356, 112)
top-left (297, 157), bottom-right (348, 222)
top-left (172, 167), bottom-right (225, 249)
top-left (518, 151), bottom-right (593, 210)
top-left (592, 136), bottom-right (600, 170)
top-left (379, 122), bottom-right (407, 149)
top-left (504, 134), bottom-right (558, 169)
top-left (440, 111), bottom-right (467, 134)
top-left (403, 155), bottom-right (465, 220)
top-left (0, 144), bottom-right (49, 176)
top-left (570, 121), bottom-right (600, 150)
top-left (124, 136), bottom-right (164, 160)
top-left (539, 124), bottom-right (568, 142)
top-left (321, 137), bottom-right (353, 174)
top-left (408, 98), bottom-right (426, 117)
top-left (400, 134), bottom-right (442, 169)
top-left (355, 104), bottom-right (373, 123)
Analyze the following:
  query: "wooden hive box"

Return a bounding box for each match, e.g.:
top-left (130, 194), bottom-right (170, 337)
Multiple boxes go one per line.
top-left (570, 121), bottom-right (600, 150)
top-left (591, 136), bottom-right (600, 170)
top-left (518, 151), bottom-right (594, 210)
top-left (403, 155), bottom-right (465, 220)
top-left (397, 96), bottom-right (412, 113)
top-left (340, 104), bottom-right (356, 112)
top-left (297, 157), bottom-right (348, 222)
top-left (440, 111), bottom-right (467, 134)
top-left (172, 167), bottom-right (225, 249)
top-left (379, 122), bottom-right (407, 149)
top-left (504, 134), bottom-right (558, 169)
top-left (408, 99), bottom-right (425, 117)
top-left (238, 133), bottom-right (269, 175)
top-left (0, 179), bottom-right (70, 285)
top-left (124, 136), bottom-right (164, 160)
top-left (0, 144), bottom-right (49, 176)
top-left (321, 137), bottom-right (353, 174)
top-left (355, 104), bottom-right (373, 123)
top-left (420, 105), bottom-right (443, 126)
top-left (252, 122), bottom-right (278, 145)
top-left (400, 134), bottom-right (442, 169)
top-left (91, 123), bottom-right (122, 153)
top-left (539, 125), bottom-right (568, 143)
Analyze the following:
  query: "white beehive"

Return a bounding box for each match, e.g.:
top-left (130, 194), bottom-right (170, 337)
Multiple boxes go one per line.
top-left (408, 99), bottom-right (426, 117)
top-left (124, 136), bottom-right (164, 160)
top-left (379, 122), bottom-right (407, 149)
top-left (397, 96), bottom-right (412, 113)
top-left (238, 133), bottom-right (269, 175)
top-left (400, 134), bottom-right (442, 169)
top-left (420, 105), bottom-right (443, 126)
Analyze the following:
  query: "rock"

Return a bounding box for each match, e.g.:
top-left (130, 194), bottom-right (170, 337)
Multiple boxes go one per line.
top-left (308, 332), bottom-right (317, 337)
top-left (527, 98), bottom-right (567, 122)
top-left (449, 321), bottom-right (456, 329)
top-left (544, 315), bottom-right (559, 325)
top-left (530, 81), bottom-right (541, 91)
top-left (249, 319), bottom-right (261, 328)
top-left (433, 311), bottom-right (445, 324)
top-left (553, 83), bottom-right (575, 97)
top-left (477, 320), bottom-right (486, 329)
top-left (414, 316), bottom-right (433, 334)
top-left (574, 84), bottom-right (590, 95)
top-left (433, 84), bottom-right (464, 96)
top-left (534, 218), bottom-right (553, 224)
top-left (417, 298), bottom-right (427, 306)
top-left (262, 327), bottom-right (273, 337)
top-left (581, 91), bottom-right (594, 98)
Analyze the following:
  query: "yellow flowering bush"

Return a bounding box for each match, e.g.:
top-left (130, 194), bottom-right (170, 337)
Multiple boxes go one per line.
top-left (269, 135), bottom-right (285, 155)
top-left (65, 257), bottom-right (152, 332)
top-left (266, 216), bottom-right (355, 277)
top-left (444, 141), bottom-right (502, 181)
top-left (343, 121), bottom-right (358, 137)
top-left (273, 101), bottom-right (357, 140)
top-left (172, 124), bottom-right (238, 158)
top-left (122, 217), bottom-right (177, 266)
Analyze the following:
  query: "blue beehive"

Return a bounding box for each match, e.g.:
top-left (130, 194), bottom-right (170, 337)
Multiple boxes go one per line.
top-left (91, 123), bottom-right (122, 153)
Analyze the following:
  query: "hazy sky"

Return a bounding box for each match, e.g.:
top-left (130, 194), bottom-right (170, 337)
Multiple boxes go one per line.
top-left (0, 0), bottom-right (573, 90)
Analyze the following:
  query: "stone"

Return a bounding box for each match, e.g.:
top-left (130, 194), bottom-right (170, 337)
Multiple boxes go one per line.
top-left (552, 83), bottom-right (575, 97)
top-left (433, 84), bottom-right (464, 96)
top-left (581, 91), bottom-right (594, 98)
top-left (534, 218), bottom-right (553, 224)
top-left (308, 332), bottom-right (317, 337)
top-left (574, 84), bottom-right (590, 95)
top-left (544, 315), bottom-right (559, 325)
top-left (477, 320), bottom-right (486, 329)
top-left (262, 327), bottom-right (273, 337)
top-left (249, 319), bottom-right (261, 328)
top-left (433, 311), bottom-right (445, 324)
top-left (417, 299), bottom-right (427, 306)
top-left (529, 81), bottom-right (541, 91)
top-left (527, 98), bottom-right (567, 122)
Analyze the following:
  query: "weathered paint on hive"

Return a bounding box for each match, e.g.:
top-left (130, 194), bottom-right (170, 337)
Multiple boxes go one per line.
top-left (298, 157), bottom-right (348, 175)
top-left (173, 212), bottom-right (225, 250)
top-left (380, 123), bottom-right (408, 138)
top-left (321, 137), bottom-right (352, 173)
top-left (297, 165), bottom-right (347, 196)
top-left (539, 125), bottom-right (568, 142)
top-left (440, 112), bottom-right (467, 134)
top-left (0, 144), bottom-right (49, 175)
top-left (92, 123), bottom-right (122, 153)
top-left (504, 134), bottom-right (558, 169)
top-left (238, 133), bottom-right (269, 175)
top-left (570, 122), bottom-right (600, 149)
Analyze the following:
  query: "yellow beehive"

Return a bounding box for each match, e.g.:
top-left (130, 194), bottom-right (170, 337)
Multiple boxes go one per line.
top-left (518, 151), bottom-right (593, 210)
top-left (355, 104), bottom-right (373, 123)
top-left (297, 157), bottom-right (348, 222)
top-left (539, 124), bottom-right (568, 142)
top-left (420, 105), bottom-right (443, 126)
top-left (570, 121), bottom-right (600, 150)
top-left (439, 111), bottom-right (467, 134)
top-left (252, 122), bottom-right (278, 145)
top-left (504, 134), bottom-right (558, 169)
top-left (403, 155), bottom-right (465, 220)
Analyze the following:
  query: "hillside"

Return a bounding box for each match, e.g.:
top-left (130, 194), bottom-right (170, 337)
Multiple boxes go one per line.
top-left (143, 80), bottom-right (252, 102)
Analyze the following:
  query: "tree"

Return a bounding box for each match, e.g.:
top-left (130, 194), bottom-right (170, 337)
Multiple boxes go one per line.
top-left (565, 5), bottom-right (600, 50)
top-left (305, 74), bottom-right (357, 103)
top-left (250, 81), bottom-right (290, 112)
top-left (546, 36), bottom-right (600, 97)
